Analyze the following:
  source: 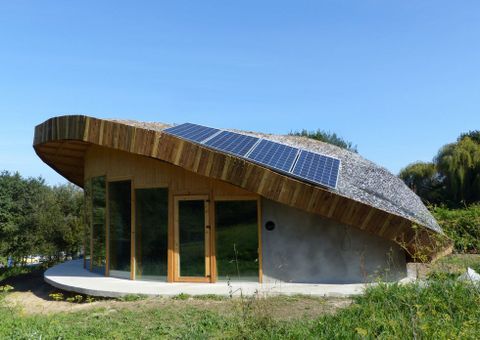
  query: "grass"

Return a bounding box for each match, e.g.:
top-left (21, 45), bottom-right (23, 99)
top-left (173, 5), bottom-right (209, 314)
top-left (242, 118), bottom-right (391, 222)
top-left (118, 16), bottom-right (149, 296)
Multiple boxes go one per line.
top-left (435, 253), bottom-right (480, 272)
top-left (0, 254), bottom-right (479, 339)
top-left (0, 279), bottom-right (479, 338)
top-left (117, 294), bottom-right (148, 302)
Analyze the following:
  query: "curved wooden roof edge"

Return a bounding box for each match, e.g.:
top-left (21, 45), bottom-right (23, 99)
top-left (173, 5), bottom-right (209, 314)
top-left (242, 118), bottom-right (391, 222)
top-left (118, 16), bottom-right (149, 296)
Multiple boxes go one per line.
top-left (33, 115), bottom-right (452, 261)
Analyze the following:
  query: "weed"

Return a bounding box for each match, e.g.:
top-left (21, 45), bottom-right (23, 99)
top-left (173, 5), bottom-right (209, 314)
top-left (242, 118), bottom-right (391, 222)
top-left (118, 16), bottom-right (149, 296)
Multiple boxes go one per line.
top-left (172, 293), bottom-right (191, 300)
top-left (49, 292), bottom-right (64, 301)
top-left (194, 294), bottom-right (227, 301)
top-left (0, 285), bottom-right (13, 293)
top-left (0, 285), bottom-right (13, 304)
top-left (74, 295), bottom-right (84, 303)
top-left (118, 294), bottom-right (148, 302)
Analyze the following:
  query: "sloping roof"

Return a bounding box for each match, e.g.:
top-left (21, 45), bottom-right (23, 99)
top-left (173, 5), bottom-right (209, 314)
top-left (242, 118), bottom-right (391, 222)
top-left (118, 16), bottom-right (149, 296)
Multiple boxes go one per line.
top-left (112, 119), bottom-right (441, 234)
top-left (246, 132), bottom-right (441, 234)
top-left (33, 115), bottom-right (451, 260)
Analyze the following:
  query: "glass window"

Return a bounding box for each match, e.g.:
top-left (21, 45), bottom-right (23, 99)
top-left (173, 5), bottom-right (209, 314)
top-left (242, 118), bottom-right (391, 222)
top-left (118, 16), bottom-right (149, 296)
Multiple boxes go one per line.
top-left (108, 180), bottom-right (131, 279)
top-left (179, 200), bottom-right (206, 277)
top-left (135, 188), bottom-right (168, 281)
top-left (84, 179), bottom-right (92, 270)
top-left (91, 176), bottom-right (106, 274)
top-left (215, 201), bottom-right (258, 281)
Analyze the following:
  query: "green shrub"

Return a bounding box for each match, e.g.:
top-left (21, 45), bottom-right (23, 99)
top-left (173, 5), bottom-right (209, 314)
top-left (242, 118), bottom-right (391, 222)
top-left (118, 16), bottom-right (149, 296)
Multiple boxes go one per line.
top-left (431, 205), bottom-right (480, 253)
top-left (0, 266), bottom-right (39, 282)
top-left (49, 292), bottom-right (64, 301)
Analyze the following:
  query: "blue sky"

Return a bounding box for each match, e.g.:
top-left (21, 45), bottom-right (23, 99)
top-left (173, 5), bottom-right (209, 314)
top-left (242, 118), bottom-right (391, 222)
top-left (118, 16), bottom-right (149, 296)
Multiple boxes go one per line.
top-left (1, 1), bottom-right (479, 185)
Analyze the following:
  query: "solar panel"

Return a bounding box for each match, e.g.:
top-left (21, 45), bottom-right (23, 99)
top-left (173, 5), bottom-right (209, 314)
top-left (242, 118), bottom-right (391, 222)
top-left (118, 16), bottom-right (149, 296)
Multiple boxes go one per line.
top-left (247, 140), bottom-right (299, 173)
top-left (164, 122), bottom-right (341, 190)
top-left (163, 123), bottom-right (220, 143)
top-left (291, 151), bottom-right (340, 189)
top-left (204, 131), bottom-right (258, 156)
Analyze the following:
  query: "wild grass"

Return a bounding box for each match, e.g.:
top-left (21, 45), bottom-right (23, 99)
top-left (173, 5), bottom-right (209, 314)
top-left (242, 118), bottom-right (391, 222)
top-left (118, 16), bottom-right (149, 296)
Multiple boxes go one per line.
top-left (0, 255), bottom-right (478, 338)
top-left (0, 276), bottom-right (479, 339)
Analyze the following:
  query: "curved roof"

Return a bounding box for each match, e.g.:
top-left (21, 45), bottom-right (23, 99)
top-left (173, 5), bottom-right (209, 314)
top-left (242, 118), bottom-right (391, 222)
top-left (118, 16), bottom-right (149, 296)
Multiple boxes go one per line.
top-left (33, 115), bottom-right (451, 260)
top-left (243, 131), bottom-right (441, 234)
top-left (114, 119), bottom-right (440, 233)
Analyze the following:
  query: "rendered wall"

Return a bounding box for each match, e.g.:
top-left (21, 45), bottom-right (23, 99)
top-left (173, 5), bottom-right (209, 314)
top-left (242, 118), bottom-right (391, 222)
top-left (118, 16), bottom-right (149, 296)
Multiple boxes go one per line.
top-left (261, 199), bottom-right (407, 284)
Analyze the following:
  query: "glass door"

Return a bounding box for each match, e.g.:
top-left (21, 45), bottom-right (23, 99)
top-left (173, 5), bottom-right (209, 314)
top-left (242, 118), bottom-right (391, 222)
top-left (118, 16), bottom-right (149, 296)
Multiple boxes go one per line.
top-left (108, 180), bottom-right (132, 279)
top-left (174, 195), bottom-right (211, 282)
top-left (135, 187), bottom-right (168, 281)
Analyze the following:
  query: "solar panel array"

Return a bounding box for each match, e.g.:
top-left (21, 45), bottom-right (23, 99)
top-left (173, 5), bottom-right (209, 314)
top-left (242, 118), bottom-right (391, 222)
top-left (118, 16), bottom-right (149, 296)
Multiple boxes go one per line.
top-left (164, 123), bottom-right (340, 189)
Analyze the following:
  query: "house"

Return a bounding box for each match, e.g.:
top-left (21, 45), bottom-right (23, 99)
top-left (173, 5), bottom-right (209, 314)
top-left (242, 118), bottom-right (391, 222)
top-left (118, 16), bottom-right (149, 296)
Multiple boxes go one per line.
top-left (33, 115), bottom-right (450, 284)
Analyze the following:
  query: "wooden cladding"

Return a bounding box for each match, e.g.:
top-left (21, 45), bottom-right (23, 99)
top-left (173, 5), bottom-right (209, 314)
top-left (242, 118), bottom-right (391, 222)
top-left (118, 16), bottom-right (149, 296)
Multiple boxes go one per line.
top-left (33, 115), bottom-right (450, 260)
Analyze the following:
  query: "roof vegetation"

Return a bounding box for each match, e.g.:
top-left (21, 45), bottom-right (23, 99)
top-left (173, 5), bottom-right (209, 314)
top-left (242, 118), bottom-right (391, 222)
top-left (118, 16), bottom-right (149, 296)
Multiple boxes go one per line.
top-left (289, 129), bottom-right (358, 153)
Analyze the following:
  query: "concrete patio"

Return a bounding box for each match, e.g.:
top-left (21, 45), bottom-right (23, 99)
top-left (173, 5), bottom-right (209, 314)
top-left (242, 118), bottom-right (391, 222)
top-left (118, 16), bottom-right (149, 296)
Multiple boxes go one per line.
top-left (44, 260), bottom-right (369, 298)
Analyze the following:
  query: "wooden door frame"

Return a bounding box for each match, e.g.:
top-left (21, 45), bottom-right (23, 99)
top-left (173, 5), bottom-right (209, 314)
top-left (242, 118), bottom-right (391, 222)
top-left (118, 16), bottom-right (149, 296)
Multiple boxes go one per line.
top-left (173, 195), bottom-right (212, 283)
top-left (211, 196), bottom-right (263, 283)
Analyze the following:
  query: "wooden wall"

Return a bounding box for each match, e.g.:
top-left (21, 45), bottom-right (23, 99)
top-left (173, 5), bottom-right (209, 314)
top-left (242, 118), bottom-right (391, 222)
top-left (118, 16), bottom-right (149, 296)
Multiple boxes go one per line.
top-left (33, 115), bottom-right (452, 260)
top-left (85, 145), bottom-right (256, 198)
top-left (85, 145), bottom-right (260, 282)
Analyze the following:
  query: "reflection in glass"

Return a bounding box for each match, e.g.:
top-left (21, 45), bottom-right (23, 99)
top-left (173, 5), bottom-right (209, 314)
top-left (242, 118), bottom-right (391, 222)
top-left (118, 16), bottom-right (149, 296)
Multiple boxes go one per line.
top-left (135, 188), bottom-right (168, 281)
top-left (179, 200), bottom-right (205, 277)
top-left (91, 177), bottom-right (106, 274)
top-left (109, 180), bottom-right (131, 279)
top-left (215, 201), bottom-right (258, 281)
top-left (84, 179), bottom-right (92, 270)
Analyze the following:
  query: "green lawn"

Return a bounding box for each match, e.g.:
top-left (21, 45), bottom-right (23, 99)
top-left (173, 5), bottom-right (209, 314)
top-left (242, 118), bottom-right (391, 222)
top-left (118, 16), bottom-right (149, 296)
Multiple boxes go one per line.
top-left (0, 254), bottom-right (479, 339)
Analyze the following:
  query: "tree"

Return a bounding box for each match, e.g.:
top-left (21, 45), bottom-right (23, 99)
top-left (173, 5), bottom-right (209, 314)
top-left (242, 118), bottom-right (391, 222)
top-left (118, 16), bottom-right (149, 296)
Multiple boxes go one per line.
top-left (0, 171), bottom-right (84, 266)
top-left (435, 137), bottom-right (480, 205)
top-left (459, 130), bottom-right (480, 144)
top-left (399, 134), bottom-right (480, 207)
top-left (399, 162), bottom-right (445, 204)
top-left (289, 129), bottom-right (358, 152)
top-left (0, 171), bottom-right (46, 265)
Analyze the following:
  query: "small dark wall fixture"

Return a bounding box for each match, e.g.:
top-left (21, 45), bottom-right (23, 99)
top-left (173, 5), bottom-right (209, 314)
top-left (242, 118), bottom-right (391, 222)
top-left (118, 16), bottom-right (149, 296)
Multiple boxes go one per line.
top-left (265, 220), bottom-right (276, 231)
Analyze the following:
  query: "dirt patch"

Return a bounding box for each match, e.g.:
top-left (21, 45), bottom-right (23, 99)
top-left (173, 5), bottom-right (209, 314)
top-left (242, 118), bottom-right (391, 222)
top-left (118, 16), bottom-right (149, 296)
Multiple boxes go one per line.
top-left (240, 295), bottom-right (352, 321)
top-left (2, 269), bottom-right (103, 314)
top-left (2, 271), bottom-right (352, 320)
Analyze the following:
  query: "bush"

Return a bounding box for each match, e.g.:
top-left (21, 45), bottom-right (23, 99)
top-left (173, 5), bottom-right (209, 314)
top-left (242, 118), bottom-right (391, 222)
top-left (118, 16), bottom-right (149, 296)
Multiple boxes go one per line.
top-left (431, 205), bottom-right (480, 253)
top-left (0, 265), bottom-right (42, 282)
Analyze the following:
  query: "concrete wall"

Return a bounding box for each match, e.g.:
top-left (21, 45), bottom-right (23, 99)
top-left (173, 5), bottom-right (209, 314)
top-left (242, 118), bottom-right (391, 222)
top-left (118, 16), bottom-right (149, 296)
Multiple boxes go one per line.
top-left (262, 199), bottom-right (407, 284)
